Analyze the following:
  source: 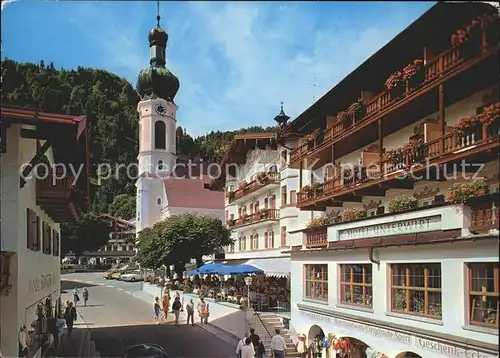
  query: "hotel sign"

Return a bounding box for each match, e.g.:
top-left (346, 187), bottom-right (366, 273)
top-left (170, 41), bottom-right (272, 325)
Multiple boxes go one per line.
top-left (28, 273), bottom-right (55, 295)
top-left (300, 311), bottom-right (497, 358)
top-left (338, 215), bottom-right (441, 241)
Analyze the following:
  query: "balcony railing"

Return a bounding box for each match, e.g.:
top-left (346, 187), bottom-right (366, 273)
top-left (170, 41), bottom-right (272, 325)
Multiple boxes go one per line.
top-left (36, 171), bottom-right (87, 222)
top-left (298, 121), bottom-right (499, 207)
top-left (305, 227), bottom-right (328, 248)
top-left (290, 30), bottom-right (495, 166)
top-left (227, 172), bottom-right (280, 204)
top-left (227, 209), bottom-right (279, 229)
top-left (470, 207), bottom-right (500, 234)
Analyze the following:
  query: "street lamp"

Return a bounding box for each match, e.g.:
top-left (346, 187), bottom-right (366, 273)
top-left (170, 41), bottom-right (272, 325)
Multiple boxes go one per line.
top-left (244, 276), bottom-right (253, 309)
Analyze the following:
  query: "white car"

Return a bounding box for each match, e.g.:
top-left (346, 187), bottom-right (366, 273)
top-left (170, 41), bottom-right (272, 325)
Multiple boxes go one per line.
top-left (120, 271), bottom-right (142, 282)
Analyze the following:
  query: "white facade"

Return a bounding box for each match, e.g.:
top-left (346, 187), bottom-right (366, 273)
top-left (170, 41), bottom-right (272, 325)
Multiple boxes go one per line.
top-left (286, 82), bottom-right (500, 357)
top-left (0, 124), bottom-right (62, 357)
top-left (223, 144), bottom-right (323, 267)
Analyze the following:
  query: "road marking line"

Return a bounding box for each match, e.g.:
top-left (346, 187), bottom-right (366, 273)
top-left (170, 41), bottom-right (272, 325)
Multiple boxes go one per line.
top-left (105, 285), bottom-right (114, 288)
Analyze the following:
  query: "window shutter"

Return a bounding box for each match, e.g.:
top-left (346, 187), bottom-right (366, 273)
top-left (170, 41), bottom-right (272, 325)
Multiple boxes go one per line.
top-left (264, 232), bottom-right (268, 248)
top-left (270, 231), bottom-right (274, 248)
top-left (26, 209), bottom-right (32, 249)
top-left (376, 206), bottom-right (385, 215)
top-left (35, 215), bottom-right (40, 251)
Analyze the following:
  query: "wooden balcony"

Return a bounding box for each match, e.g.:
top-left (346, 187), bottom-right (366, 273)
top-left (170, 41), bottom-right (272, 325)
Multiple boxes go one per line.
top-left (227, 209), bottom-right (279, 229)
top-left (470, 207), bottom-right (500, 234)
top-left (298, 121), bottom-right (499, 208)
top-left (228, 172), bottom-right (280, 204)
top-left (290, 31), bottom-right (497, 168)
top-left (305, 227), bottom-right (328, 248)
top-left (36, 172), bottom-right (86, 222)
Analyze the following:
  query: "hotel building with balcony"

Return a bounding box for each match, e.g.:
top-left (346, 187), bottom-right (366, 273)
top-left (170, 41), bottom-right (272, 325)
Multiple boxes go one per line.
top-left (0, 106), bottom-right (90, 357)
top-left (276, 3), bottom-right (499, 358)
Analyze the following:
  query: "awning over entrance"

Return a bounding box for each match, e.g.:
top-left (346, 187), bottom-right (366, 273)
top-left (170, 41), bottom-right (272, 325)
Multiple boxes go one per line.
top-left (245, 257), bottom-right (290, 277)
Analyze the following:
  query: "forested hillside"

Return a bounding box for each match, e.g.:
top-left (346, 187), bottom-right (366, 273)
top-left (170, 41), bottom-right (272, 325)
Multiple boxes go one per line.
top-left (1, 59), bottom-right (276, 217)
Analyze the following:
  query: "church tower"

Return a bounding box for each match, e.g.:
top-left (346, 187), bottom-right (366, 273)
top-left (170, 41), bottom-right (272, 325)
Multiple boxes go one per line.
top-left (135, 2), bottom-right (180, 234)
top-left (136, 3), bottom-right (180, 175)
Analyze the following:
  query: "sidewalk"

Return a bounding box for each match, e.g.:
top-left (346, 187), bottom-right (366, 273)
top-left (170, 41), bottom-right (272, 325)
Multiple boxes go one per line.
top-left (56, 311), bottom-right (90, 357)
top-left (132, 289), bottom-right (189, 324)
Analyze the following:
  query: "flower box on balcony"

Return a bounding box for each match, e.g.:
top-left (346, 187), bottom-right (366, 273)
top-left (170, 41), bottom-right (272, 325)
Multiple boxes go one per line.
top-left (385, 71), bottom-right (404, 98)
top-left (403, 59), bottom-right (424, 90)
top-left (347, 98), bottom-right (365, 123)
top-left (447, 181), bottom-right (488, 204)
top-left (388, 195), bottom-right (418, 213)
top-left (478, 102), bottom-right (499, 126)
top-left (341, 208), bottom-right (367, 222)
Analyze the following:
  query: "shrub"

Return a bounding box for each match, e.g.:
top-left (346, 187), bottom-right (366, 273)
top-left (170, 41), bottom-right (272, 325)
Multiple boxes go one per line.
top-left (387, 195), bottom-right (417, 213)
top-left (342, 207), bottom-right (367, 222)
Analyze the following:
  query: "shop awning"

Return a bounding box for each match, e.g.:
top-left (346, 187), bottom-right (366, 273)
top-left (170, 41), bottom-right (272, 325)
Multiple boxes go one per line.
top-left (245, 257), bottom-right (290, 277)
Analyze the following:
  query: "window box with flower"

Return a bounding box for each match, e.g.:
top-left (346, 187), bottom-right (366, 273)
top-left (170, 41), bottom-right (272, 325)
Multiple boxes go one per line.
top-left (478, 102), bottom-right (500, 128)
top-left (312, 181), bottom-right (323, 195)
top-left (447, 180), bottom-right (488, 204)
top-left (337, 110), bottom-right (351, 129)
top-left (307, 216), bottom-right (331, 228)
top-left (401, 135), bottom-right (424, 162)
top-left (451, 18), bottom-right (482, 58)
top-left (385, 71), bottom-right (404, 98)
top-left (456, 115), bottom-right (480, 144)
top-left (342, 207), bottom-right (367, 222)
top-left (403, 59), bottom-right (424, 90)
top-left (347, 98), bottom-right (365, 123)
top-left (387, 195), bottom-right (417, 213)
top-left (384, 147), bottom-right (403, 168)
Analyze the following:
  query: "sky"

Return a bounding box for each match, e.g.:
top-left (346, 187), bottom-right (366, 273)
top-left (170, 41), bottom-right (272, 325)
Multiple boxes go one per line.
top-left (2, 1), bottom-right (436, 137)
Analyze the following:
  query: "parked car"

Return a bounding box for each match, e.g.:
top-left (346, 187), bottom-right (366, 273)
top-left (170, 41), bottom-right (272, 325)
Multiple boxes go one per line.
top-left (111, 271), bottom-right (123, 279)
top-left (121, 270), bottom-right (143, 282)
top-left (103, 269), bottom-right (118, 279)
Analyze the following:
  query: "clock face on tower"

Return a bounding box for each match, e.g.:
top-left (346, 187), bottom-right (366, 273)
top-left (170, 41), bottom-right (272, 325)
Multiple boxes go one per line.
top-left (154, 104), bottom-right (167, 117)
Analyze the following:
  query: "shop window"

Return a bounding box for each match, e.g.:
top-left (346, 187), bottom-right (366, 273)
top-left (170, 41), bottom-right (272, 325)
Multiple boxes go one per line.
top-left (390, 263), bottom-right (442, 319)
top-left (304, 264), bottom-right (328, 301)
top-left (290, 190), bottom-right (296, 205)
top-left (467, 262), bottom-right (499, 328)
top-left (52, 230), bottom-right (59, 257)
top-left (339, 264), bottom-right (373, 308)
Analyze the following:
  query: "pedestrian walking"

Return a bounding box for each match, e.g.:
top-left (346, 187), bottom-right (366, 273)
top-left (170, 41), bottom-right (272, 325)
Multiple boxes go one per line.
top-left (153, 297), bottom-right (161, 324)
top-left (296, 334), bottom-right (307, 358)
top-left (63, 301), bottom-right (77, 338)
top-left (240, 337), bottom-right (255, 358)
top-left (186, 299), bottom-right (195, 326)
top-left (250, 328), bottom-right (264, 358)
top-left (82, 287), bottom-right (89, 307)
top-left (271, 329), bottom-right (286, 358)
top-left (236, 333), bottom-right (253, 358)
top-left (161, 294), bottom-right (169, 322)
top-left (55, 314), bottom-right (66, 349)
top-left (72, 288), bottom-right (80, 306)
top-left (172, 296), bottom-right (182, 326)
top-left (197, 297), bottom-right (209, 324)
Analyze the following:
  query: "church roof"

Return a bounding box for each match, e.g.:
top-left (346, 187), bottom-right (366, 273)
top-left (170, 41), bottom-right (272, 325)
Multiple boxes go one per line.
top-left (163, 177), bottom-right (224, 209)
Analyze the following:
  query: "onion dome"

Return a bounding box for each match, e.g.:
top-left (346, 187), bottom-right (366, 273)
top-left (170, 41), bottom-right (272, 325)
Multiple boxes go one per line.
top-left (136, 11), bottom-right (179, 102)
top-left (274, 102), bottom-right (290, 127)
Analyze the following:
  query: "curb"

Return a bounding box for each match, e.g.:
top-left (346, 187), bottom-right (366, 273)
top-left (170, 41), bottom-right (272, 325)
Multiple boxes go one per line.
top-left (195, 323), bottom-right (240, 346)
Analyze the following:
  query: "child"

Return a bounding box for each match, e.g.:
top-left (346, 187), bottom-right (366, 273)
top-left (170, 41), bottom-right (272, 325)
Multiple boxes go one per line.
top-left (153, 297), bottom-right (161, 324)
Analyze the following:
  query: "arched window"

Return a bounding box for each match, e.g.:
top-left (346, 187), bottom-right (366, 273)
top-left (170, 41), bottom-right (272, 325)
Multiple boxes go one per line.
top-left (158, 160), bottom-right (164, 171)
top-left (157, 198), bottom-right (162, 205)
top-left (154, 121), bottom-right (166, 149)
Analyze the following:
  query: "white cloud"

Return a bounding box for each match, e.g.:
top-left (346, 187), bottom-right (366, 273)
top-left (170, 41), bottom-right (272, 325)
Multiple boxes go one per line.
top-left (67, 2), bottom-right (431, 137)
top-left (1, 0), bottom-right (20, 10)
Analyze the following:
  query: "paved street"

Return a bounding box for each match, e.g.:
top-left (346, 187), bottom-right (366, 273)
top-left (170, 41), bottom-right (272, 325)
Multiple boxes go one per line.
top-left (61, 273), bottom-right (237, 358)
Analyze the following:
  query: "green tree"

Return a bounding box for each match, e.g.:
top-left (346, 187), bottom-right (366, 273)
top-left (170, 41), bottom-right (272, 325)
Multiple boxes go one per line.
top-left (108, 194), bottom-right (136, 220)
top-left (61, 212), bottom-right (111, 258)
top-left (136, 213), bottom-right (232, 277)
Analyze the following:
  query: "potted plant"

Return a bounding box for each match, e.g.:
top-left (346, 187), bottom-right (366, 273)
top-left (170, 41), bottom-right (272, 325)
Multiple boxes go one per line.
top-left (387, 195), bottom-right (417, 213)
top-left (258, 209), bottom-right (268, 220)
top-left (225, 191), bottom-right (235, 201)
top-left (347, 98), bottom-right (365, 123)
top-left (238, 181), bottom-right (247, 191)
top-left (312, 181), bottom-right (323, 195)
top-left (337, 110), bottom-right (351, 129)
top-left (477, 102), bottom-right (500, 126)
top-left (306, 216), bottom-right (331, 228)
top-left (401, 136), bottom-right (424, 160)
top-left (402, 59), bottom-right (424, 90)
top-left (227, 218), bottom-right (235, 227)
top-left (385, 147), bottom-right (403, 166)
top-left (341, 207), bottom-right (367, 222)
top-left (385, 71), bottom-right (404, 98)
top-left (451, 19), bottom-right (481, 58)
top-left (455, 115), bottom-right (480, 136)
top-left (447, 181), bottom-right (488, 204)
